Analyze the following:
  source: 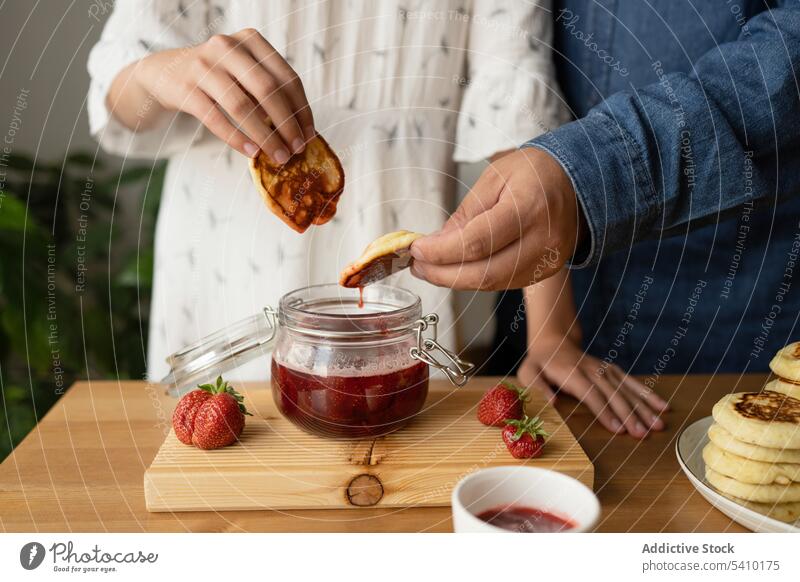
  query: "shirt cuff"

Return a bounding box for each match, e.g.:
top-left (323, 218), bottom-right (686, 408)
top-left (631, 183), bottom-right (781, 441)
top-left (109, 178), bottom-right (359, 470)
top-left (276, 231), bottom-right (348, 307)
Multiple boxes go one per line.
top-left (522, 112), bottom-right (658, 268)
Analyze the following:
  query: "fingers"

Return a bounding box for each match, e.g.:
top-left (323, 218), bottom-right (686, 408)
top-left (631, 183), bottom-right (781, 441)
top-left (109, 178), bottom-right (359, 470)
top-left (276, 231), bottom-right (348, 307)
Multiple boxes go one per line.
top-left (421, 197), bottom-right (524, 266)
top-left (536, 357), bottom-right (623, 433)
top-left (617, 370), bottom-right (670, 411)
top-left (183, 90), bottom-right (258, 158)
top-left (188, 30), bottom-right (314, 159)
top-left (215, 39), bottom-right (305, 156)
top-left (569, 376), bottom-right (627, 434)
top-left (235, 29), bottom-right (315, 141)
top-left (521, 340), bottom-right (668, 438)
top-left (605, 366), bottom-right (667, 431)
top-left (411, 231), bottom-right (556, 291)
top-left (411, 169), bottom-right (506, 264)
top-left (590, 369), bottom-right (650, 438)
top-left (195, 65), bottom-right (290, 164)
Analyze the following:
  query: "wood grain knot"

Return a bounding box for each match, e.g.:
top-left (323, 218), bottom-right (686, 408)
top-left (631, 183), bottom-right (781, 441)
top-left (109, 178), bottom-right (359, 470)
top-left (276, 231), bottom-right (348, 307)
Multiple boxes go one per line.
top-left (346, 474), bottom-right (384, 506)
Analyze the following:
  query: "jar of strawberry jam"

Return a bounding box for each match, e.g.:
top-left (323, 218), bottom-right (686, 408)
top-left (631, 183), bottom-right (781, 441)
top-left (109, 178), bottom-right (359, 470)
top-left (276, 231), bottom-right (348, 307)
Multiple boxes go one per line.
top-left (162, 284), bottom-right (474, 439)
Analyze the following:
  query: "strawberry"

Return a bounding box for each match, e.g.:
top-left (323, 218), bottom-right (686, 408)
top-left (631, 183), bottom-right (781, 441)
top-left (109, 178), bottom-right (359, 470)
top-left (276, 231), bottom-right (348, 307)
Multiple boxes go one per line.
top-left (501, 415), bottom-right (548, 459)
top-left (477, 381), bottom-right (527, 426)
top-left (171, 376), bottom-right (251, 450)
top-left (172, 389), bottom-right (212, 445)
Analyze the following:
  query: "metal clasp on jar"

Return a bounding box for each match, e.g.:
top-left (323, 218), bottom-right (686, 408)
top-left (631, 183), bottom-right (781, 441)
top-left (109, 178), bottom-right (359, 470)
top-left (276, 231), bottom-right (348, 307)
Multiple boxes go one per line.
top-left (410, 314), bottom-right (476, 387)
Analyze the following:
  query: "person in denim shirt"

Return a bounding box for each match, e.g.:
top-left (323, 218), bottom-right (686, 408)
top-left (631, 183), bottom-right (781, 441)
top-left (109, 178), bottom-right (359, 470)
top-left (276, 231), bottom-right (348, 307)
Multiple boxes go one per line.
top-left (410, 1), bottom-right (800, 437)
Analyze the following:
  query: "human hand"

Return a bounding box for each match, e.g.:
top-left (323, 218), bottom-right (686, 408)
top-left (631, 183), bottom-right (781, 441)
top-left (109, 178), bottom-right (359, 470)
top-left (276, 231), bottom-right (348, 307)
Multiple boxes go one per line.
top-left (410, 147), bottom-right (585, 290)
top-left (517, 336), bottom-right (670, 438)
top-left (127, 28), bottom-right (313, 161)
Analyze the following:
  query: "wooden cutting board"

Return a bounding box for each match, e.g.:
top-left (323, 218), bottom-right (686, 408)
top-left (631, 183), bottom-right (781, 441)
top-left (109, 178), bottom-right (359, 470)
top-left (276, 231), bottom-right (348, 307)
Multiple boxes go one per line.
top-left (144, 380), bottom-right (594, 512)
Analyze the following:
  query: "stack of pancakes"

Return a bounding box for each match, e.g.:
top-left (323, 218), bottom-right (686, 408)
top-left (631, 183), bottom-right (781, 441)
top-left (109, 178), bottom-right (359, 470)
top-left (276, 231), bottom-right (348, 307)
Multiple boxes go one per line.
top-left (703, 343), bottom-right (800, 523)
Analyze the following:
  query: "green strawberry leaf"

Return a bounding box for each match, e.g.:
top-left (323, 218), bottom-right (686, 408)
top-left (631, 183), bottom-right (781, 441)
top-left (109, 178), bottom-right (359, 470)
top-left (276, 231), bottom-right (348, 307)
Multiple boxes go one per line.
top-left (197, 375), bottom-right (252, 415)
top-left (504, 415), bottom-right (548, 441)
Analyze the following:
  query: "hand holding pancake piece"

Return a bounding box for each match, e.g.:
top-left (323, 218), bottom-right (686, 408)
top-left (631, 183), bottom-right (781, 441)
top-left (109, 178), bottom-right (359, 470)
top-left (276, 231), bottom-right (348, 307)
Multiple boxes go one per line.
top-left (409, 148), bottom-right (584, 290)
top-left (112, 28), bottom-right (314, 161)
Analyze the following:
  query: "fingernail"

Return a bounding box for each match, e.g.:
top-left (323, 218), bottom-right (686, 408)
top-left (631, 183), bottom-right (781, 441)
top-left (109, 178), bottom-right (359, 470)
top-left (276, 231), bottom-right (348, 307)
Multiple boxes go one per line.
top-left (635, 421), bottom-right (647, 434)
top-left (243, 142), bottom-right (259, 158)
top-left (272, 149), bottom-right (290, 164)
top-left (410, 243), bottom-right (425, 261)
top-left (651, 415), bottom-right (664, 429)
top-left (291, 137), bottom-right (305, 153)
top-left (410, 262), bottom-right (426, 279)
top-left (303, 125), bottom-right (316, 140)
top-left (611, 419), bottom-right (623, 432)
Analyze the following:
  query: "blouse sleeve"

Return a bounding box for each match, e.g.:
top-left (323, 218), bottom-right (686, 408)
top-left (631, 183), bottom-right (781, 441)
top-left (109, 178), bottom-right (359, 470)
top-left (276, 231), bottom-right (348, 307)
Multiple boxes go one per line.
top-left (454, 0), bottom-right (570, 163)
top-left (87, 0), bottom-right (219, 159)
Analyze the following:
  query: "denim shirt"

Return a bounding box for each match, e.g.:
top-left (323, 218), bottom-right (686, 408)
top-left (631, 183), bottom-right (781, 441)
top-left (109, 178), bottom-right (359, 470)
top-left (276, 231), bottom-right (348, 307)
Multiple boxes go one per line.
top-left (525, 1), bottom-right (800, 374)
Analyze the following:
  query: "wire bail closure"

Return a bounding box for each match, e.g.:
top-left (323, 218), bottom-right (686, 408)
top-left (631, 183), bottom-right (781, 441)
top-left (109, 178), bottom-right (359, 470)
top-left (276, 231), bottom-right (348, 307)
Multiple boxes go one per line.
top-left (262, 306), bottom-right (278, 339)
top-left (410, 314), bottom-right (476, 387)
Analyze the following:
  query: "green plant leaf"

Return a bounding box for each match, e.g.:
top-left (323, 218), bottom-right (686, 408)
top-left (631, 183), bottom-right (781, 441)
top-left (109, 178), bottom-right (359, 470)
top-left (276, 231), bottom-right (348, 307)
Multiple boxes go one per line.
top-left (0, 192), bottom-right (46, 238)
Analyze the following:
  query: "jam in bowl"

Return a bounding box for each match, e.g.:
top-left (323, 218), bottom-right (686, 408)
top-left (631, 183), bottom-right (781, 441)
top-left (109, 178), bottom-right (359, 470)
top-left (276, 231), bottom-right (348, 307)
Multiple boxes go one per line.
top-left (162, 283), bottom-right (474, 440)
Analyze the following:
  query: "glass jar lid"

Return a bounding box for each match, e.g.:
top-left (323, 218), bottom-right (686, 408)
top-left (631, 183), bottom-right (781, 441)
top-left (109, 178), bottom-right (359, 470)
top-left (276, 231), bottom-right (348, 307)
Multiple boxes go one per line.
top-left (160, 308), bottom-right (278, 394)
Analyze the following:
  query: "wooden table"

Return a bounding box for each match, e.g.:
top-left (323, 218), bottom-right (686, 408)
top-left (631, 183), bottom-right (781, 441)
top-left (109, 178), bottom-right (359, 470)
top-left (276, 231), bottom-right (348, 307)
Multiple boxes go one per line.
top-left (0, 375), bottom-right (759, 532)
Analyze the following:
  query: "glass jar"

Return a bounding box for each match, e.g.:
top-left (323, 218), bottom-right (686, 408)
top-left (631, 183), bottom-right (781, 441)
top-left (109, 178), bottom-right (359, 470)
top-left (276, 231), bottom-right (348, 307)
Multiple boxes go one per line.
top-left (162, 284), bottom-right (474, 439)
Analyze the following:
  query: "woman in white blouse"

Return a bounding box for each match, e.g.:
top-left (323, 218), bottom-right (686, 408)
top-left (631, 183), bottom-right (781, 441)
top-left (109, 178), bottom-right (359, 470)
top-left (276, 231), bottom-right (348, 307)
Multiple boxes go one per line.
top-left (88, 1), bottom-right (567, 381)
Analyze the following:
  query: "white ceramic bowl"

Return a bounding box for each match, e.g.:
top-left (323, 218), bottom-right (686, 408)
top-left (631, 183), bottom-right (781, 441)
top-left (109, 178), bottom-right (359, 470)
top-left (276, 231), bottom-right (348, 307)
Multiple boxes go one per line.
top-left (451, 466), bottom-right (600, 533)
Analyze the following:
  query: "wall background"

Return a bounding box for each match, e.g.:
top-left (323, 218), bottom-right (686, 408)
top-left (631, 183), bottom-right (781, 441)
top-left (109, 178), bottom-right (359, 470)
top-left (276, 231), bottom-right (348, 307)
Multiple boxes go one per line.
top-left (0, 1), bottom-right (497, 353)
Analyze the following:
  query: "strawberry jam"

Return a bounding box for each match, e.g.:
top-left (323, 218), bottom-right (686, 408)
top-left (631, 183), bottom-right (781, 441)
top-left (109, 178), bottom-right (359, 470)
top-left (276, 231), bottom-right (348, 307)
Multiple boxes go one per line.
top-left (476, 506), bottom-right (575, 533)
top-left (271, 360), bottom-right (429, 438)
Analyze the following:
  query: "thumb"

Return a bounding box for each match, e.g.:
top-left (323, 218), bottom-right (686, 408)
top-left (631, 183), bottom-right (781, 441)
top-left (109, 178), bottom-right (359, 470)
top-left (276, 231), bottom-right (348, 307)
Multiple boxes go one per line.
top-left (451, 161), bottom-right (507, 228)
top-left (411, 167), bottom-right (506, 264)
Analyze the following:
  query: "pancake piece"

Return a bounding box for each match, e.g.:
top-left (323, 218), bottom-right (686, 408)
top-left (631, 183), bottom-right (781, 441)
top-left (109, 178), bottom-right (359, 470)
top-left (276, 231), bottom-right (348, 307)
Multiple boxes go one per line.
top-left (708, 423), bottom-right (800, 464)
top-left (702, 442), bottom-right (800, 485)
top-left (717, 491), bottom-right (800, 524)
top-left (249, 134), bottom-right (344, 233)
top-left (705, 467), bottom-right (800, 503)
top-left (769, 341), bottom-right (800, 382)
top-left (765, 377), bottom-right (800, 400)
top-left (339, 230), bottom-right (424, 288)
top-left (712, 391), bottom-right (800, 449)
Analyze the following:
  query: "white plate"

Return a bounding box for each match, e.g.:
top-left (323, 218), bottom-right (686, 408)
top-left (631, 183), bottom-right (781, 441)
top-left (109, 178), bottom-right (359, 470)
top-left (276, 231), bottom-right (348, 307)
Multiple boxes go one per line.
top-left (675, 416), bottom-right (799, 533)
